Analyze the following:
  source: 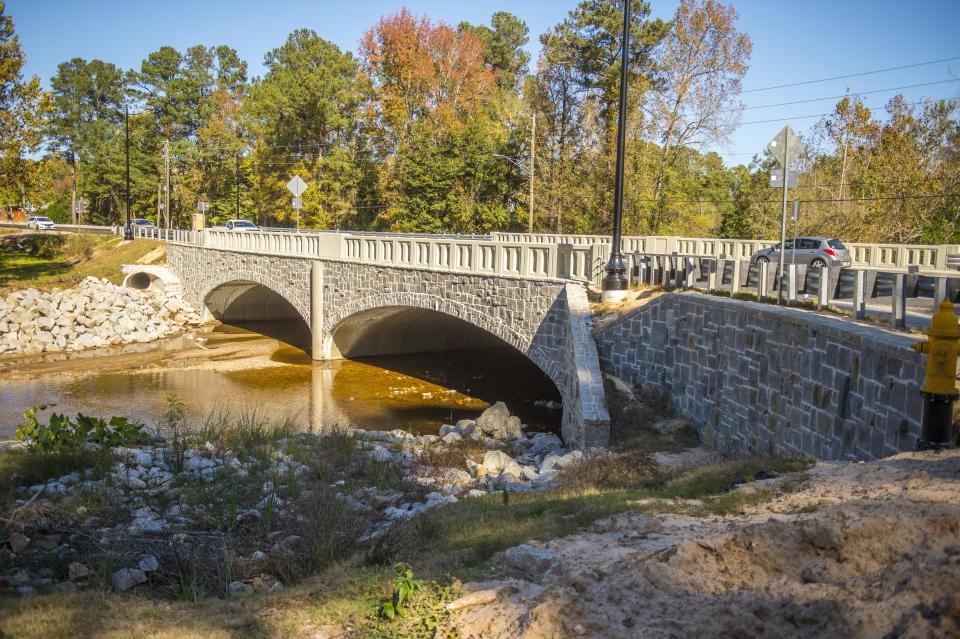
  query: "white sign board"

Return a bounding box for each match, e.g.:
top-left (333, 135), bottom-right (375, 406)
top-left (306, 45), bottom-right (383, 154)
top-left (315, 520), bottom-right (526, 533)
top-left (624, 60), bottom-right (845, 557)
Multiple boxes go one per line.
top-left (292, 197), bottom-right (303, 210)
top-left (286, 175), bottom-right (308, 197)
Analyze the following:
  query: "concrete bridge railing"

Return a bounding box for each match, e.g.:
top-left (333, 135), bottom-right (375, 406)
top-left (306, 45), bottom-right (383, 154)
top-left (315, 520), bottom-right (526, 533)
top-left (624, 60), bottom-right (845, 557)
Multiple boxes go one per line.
top-left (138, 226), bottom-right (604, 283)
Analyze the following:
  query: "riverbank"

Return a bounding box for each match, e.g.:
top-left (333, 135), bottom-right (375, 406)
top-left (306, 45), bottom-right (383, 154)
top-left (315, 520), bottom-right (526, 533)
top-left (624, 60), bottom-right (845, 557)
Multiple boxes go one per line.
top-left (2, 391), bottom-right (956, 638)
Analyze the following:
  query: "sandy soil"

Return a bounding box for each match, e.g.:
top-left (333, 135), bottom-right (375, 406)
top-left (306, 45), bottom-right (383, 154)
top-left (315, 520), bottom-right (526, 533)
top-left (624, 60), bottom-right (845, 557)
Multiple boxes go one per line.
top-left (0, 329), bottom-right (286, 381)
top-left (449, 450), bottom-right (960, 638)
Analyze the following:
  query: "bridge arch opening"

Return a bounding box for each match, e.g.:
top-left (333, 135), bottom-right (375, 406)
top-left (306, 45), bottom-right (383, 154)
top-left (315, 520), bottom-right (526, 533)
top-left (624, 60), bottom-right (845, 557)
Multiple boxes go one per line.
top-left (203, 280), bottom-right (310, 350)
top-left (327, 306), bottom-right (563, 431)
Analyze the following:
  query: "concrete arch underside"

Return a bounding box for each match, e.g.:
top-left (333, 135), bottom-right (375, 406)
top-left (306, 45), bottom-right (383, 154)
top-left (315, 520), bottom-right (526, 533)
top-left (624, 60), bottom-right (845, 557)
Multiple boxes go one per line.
top-left (321, 293), bottom-right (562, 402)
top-left (199, 271), bottom-right (309, 324)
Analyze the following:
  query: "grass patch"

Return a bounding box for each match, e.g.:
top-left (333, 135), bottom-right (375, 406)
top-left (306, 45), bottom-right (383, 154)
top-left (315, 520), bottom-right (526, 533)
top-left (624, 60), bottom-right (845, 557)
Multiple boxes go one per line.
top-left (657, 456), bottom-right (812, 499)
top-left (0, 234), bottom-right (161, 291)
top-left (0, 446), bottom-right (114, 505)
top-left (191, 405), bottom-right (299, 461)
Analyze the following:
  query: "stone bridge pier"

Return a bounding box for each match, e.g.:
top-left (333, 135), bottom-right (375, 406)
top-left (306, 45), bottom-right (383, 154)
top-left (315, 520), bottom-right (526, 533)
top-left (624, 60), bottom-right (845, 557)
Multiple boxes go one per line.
top-left (165, 244), bottom-right (610, 448)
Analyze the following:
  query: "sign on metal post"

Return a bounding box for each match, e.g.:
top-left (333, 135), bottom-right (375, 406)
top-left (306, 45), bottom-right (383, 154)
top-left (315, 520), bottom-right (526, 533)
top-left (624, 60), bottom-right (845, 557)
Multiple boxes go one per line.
top-left (767, 125), bottom-right (806, 305)
top-left (287, 176), bottom-right (308, 231)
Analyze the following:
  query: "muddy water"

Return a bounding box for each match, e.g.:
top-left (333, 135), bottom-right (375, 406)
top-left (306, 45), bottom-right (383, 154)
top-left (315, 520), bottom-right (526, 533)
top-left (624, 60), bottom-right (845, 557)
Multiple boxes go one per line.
top-left (0, 323), bottom-right (562, 442)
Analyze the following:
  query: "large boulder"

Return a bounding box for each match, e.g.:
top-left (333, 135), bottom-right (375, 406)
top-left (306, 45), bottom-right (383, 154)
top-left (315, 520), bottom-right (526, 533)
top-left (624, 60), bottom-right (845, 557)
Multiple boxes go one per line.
top-left (477, 402), bottom-right (511, 435)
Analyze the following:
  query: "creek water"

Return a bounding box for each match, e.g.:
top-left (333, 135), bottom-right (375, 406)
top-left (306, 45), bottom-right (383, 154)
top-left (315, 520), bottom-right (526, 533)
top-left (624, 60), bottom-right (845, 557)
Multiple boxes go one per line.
top-left (0, 323), bottom-right (562, 442)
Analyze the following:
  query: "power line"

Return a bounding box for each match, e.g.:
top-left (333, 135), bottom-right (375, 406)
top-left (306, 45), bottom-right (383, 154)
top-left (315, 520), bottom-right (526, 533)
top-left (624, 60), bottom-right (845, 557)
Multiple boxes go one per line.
top-left (741, 55), bottom-right (960, 93)
top-left (742, 79), bottom-right (959, 110)
top-left (631, 192), bottom-right (959, 205)
top-left (739, 96), bottom-right (957, 125)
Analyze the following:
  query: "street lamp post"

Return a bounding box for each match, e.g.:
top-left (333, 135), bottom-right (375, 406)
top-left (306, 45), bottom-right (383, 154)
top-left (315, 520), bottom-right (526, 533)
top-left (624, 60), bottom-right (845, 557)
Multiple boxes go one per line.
top-left (124, 104), bottom-right (133, 240)
top-left (602, 0), bottom-right (631, 303)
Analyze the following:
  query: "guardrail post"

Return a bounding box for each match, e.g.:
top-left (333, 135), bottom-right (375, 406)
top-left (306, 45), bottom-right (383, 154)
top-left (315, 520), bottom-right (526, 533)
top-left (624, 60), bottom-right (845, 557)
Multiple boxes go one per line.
top-left (787, 264), bottom-right (797, 301)
top-left (934, 276), bottom-right (948, 311)
top-left (707, 258), bottom-right (718, 291)
top-left (758, 261), bottom-right (768, 298)
top-left (892, 273), bottom-right (907, 329)
top-left (817, 266), bottom-right (830, 309)
top-left (673, 255), bottom-right (683, 289)
top-left (731, 260), bottom-right (741, 294)
top-left (853, 270), bottom-right (867, 319)
top-left (684, 257), bottom-right (696, 288)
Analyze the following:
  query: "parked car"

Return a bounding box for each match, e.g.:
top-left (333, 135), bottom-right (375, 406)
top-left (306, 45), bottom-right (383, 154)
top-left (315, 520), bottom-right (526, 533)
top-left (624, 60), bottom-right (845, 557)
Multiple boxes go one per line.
top-left (750, 237), bottom-right (852, 268)
top-left (132, 218), bottom-right (156, 228)
top-left (225, 219), bottom-right (260, 231)
top-left (26, 215), bottom-right (55, 230)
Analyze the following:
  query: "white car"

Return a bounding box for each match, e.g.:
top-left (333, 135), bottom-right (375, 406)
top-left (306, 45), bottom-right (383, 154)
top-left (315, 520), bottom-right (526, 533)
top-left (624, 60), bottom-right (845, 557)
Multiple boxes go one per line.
top-left (225, 219), bottom-right (260, 232)
top-left (27, 216), bottom-right (55, 230)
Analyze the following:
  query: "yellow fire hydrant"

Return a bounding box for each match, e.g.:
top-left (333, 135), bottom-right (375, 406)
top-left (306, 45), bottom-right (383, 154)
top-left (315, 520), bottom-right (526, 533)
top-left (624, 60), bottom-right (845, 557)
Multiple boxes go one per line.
top-left (913, 298), bottom-right (960, 447)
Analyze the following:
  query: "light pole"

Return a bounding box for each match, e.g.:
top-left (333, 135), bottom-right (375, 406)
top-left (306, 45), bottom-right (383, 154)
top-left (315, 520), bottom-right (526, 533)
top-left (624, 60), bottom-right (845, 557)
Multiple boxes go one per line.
top-left (602, 0), bottom-right (631, 303)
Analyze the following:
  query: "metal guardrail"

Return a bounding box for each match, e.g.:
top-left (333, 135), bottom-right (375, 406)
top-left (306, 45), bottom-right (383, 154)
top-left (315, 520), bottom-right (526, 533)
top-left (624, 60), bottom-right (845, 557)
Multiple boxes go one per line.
top-left (490, 232), bottom-right (960, 271)
top-left (629, 251), bottom-right (960, 328)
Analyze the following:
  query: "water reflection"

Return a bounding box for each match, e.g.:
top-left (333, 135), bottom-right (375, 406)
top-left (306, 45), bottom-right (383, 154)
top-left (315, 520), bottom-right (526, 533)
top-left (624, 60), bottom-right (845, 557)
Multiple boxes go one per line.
top-left (0, 331), bottom-right (561, 440)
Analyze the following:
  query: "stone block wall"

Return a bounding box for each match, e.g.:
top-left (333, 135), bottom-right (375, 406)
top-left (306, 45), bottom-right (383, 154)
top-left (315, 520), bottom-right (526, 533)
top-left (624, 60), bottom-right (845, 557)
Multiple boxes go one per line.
top-left (596, 293), bottom-right (924, 460)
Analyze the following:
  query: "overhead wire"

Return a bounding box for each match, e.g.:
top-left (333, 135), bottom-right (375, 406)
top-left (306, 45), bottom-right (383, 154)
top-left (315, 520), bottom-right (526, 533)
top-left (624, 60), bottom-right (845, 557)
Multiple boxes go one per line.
top-left (741, 55), bottom-right (960, 93)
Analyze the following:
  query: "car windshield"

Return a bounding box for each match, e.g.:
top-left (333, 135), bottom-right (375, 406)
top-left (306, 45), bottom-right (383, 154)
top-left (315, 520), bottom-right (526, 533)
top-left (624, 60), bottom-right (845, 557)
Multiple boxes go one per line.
top-left (827, 239), bottom-right (845, 249)
top-left (37, 217), bottom-right (51, 222)
top-left (234, 221), bottom-right (255, 227)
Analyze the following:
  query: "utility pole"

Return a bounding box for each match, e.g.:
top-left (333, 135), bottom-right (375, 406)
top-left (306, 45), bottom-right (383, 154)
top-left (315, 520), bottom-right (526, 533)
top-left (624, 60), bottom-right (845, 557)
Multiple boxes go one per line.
top-left (70, 152), bottom-right (78, 226)
top-left (124, 104), bottom-right (132, 240)
top-left (164, 140), bottom-right (170, 230)
top-left (528, 114), bottom-right (535, 234)
top-left (602, 0), bottom-right (631, 303)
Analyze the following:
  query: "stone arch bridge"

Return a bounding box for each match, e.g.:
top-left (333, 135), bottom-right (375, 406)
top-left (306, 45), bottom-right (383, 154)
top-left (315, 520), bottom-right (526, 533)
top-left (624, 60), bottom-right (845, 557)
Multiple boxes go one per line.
top-left (157, 230), bottom-right (610, 447)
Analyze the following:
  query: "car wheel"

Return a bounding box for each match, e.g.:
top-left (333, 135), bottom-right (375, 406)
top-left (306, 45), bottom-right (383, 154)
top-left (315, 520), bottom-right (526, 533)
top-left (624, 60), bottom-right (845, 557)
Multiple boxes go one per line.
top-left (810, 258), bottom-right (827, 268)
top-left (755, 256), bottom-right (769, 264)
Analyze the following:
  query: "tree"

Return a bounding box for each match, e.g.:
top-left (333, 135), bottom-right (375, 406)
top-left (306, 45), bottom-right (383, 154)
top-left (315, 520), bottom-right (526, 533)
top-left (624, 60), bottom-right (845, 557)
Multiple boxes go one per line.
top-left (361, 10), bottom-right (512, 232)
top-left (246, 30), bottom-right (370, 228)
top-left (646, 0), bottom-right (751, 233)
top-left (0, 1), bottom-right (48, 208)
top-left (48, 58), bottom-right (125, 223)
top-left (459, 12), bottom-right (530, 91)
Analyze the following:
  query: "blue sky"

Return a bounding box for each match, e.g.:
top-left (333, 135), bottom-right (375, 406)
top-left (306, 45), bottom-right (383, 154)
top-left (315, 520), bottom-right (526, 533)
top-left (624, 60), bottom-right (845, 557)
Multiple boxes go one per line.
top-left (7, 0), bottom-right (960, 164)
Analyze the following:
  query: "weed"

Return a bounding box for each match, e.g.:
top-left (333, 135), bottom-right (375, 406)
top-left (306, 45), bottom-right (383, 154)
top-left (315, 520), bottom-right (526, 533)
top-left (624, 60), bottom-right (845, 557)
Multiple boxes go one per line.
top-left (379, 563), bottom-right (422, 620)
top-left (16, 405), bottom-right (146, 452)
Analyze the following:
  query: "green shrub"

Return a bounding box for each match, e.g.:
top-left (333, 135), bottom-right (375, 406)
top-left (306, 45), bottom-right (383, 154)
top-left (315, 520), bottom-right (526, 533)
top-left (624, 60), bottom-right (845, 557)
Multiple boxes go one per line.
top-left (22, 235), bottom-right (64, 258)
top-left (15, 405), bottom-right (146, 452)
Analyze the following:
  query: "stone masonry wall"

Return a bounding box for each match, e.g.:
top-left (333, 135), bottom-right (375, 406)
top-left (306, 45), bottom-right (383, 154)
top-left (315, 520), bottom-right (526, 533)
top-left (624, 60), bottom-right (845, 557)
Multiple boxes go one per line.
top-left (596, 293), bottom-right (924, 461)
top-left (166, 244), bottom-right (611, 447)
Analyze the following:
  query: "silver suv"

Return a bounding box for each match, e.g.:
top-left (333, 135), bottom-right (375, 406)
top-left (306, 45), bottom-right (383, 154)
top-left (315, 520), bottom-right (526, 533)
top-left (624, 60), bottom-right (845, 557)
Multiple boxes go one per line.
top-left (751, 237), bottom-right (852, 268)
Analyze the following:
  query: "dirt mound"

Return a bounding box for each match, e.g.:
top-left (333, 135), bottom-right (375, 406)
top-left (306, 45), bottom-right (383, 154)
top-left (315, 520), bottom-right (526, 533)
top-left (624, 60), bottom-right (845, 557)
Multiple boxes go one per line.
top-left (449, 450), bottom-right (960, 638)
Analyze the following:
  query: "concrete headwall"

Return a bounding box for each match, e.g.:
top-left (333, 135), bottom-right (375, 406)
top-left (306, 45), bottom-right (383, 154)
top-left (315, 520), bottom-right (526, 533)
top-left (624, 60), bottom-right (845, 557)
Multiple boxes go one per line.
top-left (596, 293), bottom-right (924, 460)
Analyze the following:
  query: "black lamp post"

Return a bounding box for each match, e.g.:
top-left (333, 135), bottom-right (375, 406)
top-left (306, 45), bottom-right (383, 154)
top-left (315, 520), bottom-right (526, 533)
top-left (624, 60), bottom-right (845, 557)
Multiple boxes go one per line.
top-left (602, 0), bottom-right (631, 303)
top-left (124, 104), bottom-right (133, 240)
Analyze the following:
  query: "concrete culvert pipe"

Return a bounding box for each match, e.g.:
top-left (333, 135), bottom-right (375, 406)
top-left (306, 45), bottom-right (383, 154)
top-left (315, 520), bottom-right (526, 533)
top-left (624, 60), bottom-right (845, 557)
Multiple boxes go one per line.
top-left (123, 271), bottom-right (162, 291)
